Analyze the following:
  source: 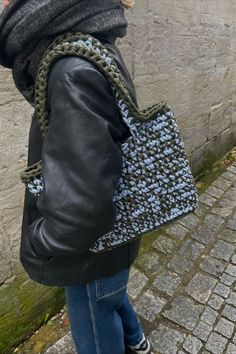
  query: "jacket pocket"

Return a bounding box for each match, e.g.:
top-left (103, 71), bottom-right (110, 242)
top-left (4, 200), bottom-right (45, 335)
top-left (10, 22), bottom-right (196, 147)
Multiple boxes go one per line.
top-left (95, 267), bottom-right (130, 301)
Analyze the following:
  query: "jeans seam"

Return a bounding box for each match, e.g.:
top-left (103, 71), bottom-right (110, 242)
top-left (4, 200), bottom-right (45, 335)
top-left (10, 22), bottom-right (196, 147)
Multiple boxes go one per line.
top-left (86, 283), bottom-right (101, 354)
top-left (96, 284), bottom-right (127, 301)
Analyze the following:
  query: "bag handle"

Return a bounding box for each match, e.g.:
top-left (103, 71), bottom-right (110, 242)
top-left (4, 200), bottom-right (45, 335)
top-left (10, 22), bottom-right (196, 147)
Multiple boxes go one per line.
top-left (20, 32), bottom-right (170, 184)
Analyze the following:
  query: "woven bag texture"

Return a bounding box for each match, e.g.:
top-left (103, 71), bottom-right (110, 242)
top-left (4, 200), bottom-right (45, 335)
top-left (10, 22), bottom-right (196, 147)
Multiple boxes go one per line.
top-left (22, 34), bottom-right (199, 253)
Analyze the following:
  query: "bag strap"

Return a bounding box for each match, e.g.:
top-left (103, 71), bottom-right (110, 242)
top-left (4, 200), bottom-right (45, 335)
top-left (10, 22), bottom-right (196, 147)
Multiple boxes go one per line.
top-left (20, 31), bottom-right (170, 184)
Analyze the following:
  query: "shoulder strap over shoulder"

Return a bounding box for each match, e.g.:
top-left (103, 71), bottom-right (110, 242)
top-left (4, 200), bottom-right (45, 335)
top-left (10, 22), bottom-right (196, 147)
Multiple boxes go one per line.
top-left (20, 31), bottom-right (169, 185)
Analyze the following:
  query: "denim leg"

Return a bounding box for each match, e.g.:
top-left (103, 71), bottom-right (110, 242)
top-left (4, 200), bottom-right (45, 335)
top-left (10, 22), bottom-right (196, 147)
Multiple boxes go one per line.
top-left (64, 268), bottom-right (130, 354)
top-left (117, 292), bottom-right (144, 346)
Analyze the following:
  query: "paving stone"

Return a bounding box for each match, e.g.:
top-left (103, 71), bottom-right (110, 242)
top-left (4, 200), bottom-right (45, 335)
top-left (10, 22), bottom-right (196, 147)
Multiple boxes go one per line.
top-left (225, 264), bottom-right (236, 277)
top-left (152, 235), bottom-right (177, 255)
top-left (224, 188), bottom-right (236, 201)
top-left (201, 306), bottom-right (218, 325)
top-left (200, 256), bottom-right (226, 277)
top-left (191, 225), bottom-right (216, 245)
top-left (163, 296), bottom-right (203, 330)
top-left (185, 272), bottom-right (217, 304)
top-left (214, 317), bottom-right (234, 338)
top-left (182, 335), bottom-right (203, 354)
top-left (211, 205), bottom-right (234, 219)
top-left (201, 351), bottom-right (211, 354)
top-left (127, 267), bottom-right (149, 300)
top-left (220, 273), bottom-right (235, 286)
top-left (202, 214), bottom-right (225, 232)
top-left (226, 343), bottom-right (236, 354)
top-left (222, 304), bottom-right (236, 322)
top-left (165, 223), bottom-right (189, 241)
top-left (136, 251), bottom-right (164, 274)
top-left (231, 254), bottom-right (236, 264)
top-left (210, 240), bottom-right (235, 261)
top-left (193, 321), bottom-right (212, 341)
top-left (232, 332), bottom-right (236, 343)
top-left (217, 229), bottom-right (236, 244)
top-left (149, 324), bottom-right (186, 354)
top-left (199, 193), bottom-right (217, 207)
top-left (205, 332), bottom-right (228, 354)
top-left (212, 176), bottom-right (232, 190)
top-left (134, 289), bottom-right (166, 322)
top-left (152, 270), bottom-right (182, 296)
top-left (193, 202), bottom-right (209, 218)
top-left (227, 165), bottom-right (236, 174)
top-left (178, 239), bottom-right (205, 261)
top-left (221, 171), bottom-right (236, 182)
top-left (178, 213), bottom-right (200, 230)
top-left (208, 293), bottom-right (225, 310)
top-left (213, 283), bottom-right (230, 298)
top-left (226, 292), bottom-right (236, 307)
top-left (205, 185), bottom-right (225, 199)
top-left (45, 333), bottom-right (76, 354)
top-left (167, 255), bottom-right (193, 275)
top-left (226, 218), bottom-right (236, 231)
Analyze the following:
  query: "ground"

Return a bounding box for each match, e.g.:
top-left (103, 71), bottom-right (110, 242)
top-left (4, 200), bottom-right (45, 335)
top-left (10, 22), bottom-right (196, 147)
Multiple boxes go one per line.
top-left (13, 148), bottom-right (236, 354)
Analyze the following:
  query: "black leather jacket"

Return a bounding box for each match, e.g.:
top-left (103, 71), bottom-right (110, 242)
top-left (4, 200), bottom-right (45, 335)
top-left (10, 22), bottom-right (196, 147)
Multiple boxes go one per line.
top-left (19, 33), bottom-right (141, 286)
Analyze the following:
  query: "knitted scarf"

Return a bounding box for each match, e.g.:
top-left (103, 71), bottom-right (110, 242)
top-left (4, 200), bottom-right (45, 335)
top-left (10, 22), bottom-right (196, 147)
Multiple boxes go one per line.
top-left (0, 0), bottom-right (127, 106)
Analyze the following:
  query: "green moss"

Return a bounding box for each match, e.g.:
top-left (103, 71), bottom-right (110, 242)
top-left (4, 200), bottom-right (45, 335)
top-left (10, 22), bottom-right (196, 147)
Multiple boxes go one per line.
top-left (0, 272), bottom-right (65, 354)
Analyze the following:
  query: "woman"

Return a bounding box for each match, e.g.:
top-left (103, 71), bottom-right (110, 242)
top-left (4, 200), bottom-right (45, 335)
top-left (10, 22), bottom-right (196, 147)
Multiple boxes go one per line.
top-left (0, 1), bottom-right (153, 353)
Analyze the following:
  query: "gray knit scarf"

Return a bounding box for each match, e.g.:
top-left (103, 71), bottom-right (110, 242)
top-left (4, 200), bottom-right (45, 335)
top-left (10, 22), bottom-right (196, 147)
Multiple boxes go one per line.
top-left (0, 0), bottom-right (127, 106)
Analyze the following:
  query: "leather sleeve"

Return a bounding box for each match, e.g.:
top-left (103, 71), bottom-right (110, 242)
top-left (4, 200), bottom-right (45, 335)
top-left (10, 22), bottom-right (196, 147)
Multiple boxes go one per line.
top-left (28, 59), bottom-right (124, 258)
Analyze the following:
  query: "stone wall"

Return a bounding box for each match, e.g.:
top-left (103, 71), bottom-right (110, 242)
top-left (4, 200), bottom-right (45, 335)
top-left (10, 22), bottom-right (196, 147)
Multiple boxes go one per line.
top-left (0, 1), bottom-right (236, 352)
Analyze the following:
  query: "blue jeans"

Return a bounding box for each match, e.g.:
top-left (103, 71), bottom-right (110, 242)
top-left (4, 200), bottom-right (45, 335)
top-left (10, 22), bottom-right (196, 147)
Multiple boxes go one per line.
top-left (64, 267), bottom-right (144, 354)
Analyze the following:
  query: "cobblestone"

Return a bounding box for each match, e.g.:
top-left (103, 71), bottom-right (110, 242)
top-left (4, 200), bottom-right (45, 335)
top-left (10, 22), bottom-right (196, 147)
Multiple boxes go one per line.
top-left (213, 282), bottom-right (231, 298)
top-left (193, 321), bottom-right (212, 341)
top-left (222, 304), bottom-right (236, 322)
top-left (185, 272), bottom-right (217, 304)
top-left (152, 270), bottom-right (182, 296)
top-left (152, 235), bottom-right (177, 255)
top-left (149, 324), bottom-right (186, 354)
top-left (191, 225), bottom-right (216, 245)
top-left (182, 335), bottom-right (203, 354)
top-left (205, 332), bottom-right (228, 354)
top-left (134, 289), bottom-right (166, 322)
top-left (208, 293), bottom-right (225, 310)
top-left (200, 255), bottom-right (226, 277)
top-left (214, 317), bottom-right (234, 338)
top-left (165, 222), bottom-right (189, 240)
top-left (210, 240), bottom-right (235, 261)
top-left (225, 343), bottom-right (236, 354)
top-left (167, 255), bottom-right (194, 275)
top-left (163, 296), bottom-right (203, 330)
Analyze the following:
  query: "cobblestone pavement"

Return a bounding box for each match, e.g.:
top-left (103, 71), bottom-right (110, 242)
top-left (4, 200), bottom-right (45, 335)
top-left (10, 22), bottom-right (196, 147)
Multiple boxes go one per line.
top-left (45, 160), bottom-right (236, 354)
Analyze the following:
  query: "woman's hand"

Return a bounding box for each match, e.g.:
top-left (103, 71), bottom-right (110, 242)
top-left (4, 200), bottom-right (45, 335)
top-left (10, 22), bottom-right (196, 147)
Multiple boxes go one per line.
top-left (3, 0), bottom-right (10, 7)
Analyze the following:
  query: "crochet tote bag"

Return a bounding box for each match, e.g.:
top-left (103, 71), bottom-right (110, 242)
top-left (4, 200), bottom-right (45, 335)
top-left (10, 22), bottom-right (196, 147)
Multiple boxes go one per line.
top-left (20, 32), bottom-right (199, 254)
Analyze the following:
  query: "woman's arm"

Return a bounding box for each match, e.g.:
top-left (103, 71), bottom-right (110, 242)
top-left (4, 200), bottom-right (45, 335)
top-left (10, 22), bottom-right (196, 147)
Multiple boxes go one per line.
top-left (28, 59), bottom-right (124, 258)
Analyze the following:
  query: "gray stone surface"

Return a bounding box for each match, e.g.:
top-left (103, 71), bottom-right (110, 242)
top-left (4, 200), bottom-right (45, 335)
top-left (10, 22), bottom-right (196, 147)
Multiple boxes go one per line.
top-left (149, 324), bottom-right (186, 354)
top-left (193, 321), bottom-right (213, 342)
top-left (182, 335), bottom-right (203, 354)
top-left (134, 289), bottom-right (166, 322)
top-left (185, 272), bottom-right (217, 304)
top-left (205, 332), bottom-right (228, 354)
top-left (152, 235), bottom-right (176, 255)
top-left (200, 256), bottom-right (226, 277)
top-left (208, 293), bottom-right (225, 310)
top-left (127, 267), bottom-right (148, 300)
top-left (210, 240), bottom-right (235, 261)
top-left (214, 317), bottom-right (235, 338)
top-left (163, 296), bottom-right (204, 330)
top-left (152, 270), bottom-right (182, 296)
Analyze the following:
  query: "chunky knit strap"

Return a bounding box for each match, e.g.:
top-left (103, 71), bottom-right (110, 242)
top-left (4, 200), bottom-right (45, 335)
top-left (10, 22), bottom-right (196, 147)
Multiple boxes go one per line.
top-left (20, 31), bottom-right (169, 184)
